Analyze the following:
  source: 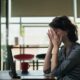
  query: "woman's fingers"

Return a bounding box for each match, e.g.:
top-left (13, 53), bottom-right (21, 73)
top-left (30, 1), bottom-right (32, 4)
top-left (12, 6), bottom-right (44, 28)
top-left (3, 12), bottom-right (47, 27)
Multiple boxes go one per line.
top-left (50, 28), bottom-right (56, 36)
top-left (48, 29), bottom-right (52, 39)
top-left (49, 28), bottom-right (62, 47)
top-left (50, 28), bottom-right (58, 40)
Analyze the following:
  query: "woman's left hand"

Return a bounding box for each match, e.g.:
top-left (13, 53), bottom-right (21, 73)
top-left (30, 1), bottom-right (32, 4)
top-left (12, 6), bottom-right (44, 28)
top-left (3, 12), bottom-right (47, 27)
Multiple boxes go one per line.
top-left (48, 28), bottom-right (62, 48)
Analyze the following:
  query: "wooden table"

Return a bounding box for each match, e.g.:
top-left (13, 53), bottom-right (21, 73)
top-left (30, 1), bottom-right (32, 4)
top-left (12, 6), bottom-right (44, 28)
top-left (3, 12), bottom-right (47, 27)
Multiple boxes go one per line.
top-left (0, 70), bottom-right (56, 80)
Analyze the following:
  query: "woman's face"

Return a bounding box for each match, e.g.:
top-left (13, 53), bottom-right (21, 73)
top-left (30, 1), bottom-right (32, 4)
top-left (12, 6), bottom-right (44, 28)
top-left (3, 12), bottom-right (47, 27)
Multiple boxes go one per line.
top-left (53, 28), bottom-right (68, 41)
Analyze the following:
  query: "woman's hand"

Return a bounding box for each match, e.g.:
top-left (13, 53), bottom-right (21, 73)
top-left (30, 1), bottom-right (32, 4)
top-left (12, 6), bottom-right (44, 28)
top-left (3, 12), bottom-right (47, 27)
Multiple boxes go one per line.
top-left (47, 30), bottom-right (53, 48)
top-left (48, 28), bottom-right (62, 48)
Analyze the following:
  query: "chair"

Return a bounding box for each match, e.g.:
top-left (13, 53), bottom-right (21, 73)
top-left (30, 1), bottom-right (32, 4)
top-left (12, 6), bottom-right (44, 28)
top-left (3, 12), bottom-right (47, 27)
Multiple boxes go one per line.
top-left (6, 45), bottom-right (20, 78)
top-left (36, 53), bottom-right (46, 70)
top-left (36, 54), bottom-right (45, 60)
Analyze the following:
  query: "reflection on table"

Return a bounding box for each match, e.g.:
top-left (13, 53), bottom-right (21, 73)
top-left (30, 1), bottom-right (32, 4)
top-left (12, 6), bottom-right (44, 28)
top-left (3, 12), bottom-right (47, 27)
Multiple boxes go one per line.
top-left (0, 70), bottom-right (56, 80)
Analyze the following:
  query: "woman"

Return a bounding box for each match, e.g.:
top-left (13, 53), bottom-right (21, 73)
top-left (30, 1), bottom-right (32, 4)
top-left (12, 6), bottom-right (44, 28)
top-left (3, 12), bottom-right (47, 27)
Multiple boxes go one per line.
top-left (43, 16), bottom-right (80, 80)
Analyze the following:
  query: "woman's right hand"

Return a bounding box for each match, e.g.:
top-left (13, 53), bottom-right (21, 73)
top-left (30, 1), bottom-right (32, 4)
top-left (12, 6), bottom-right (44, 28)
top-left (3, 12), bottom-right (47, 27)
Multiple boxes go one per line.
top-left (47, 29), bottom-right (53, 48)
top-left (48, 28), bottom-right (62, 48)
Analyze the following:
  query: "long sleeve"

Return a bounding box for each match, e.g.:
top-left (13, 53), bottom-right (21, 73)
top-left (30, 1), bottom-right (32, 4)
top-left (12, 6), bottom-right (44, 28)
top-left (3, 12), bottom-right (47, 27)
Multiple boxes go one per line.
top-left (43, 47), bottom-right (62, 74)
top-left (51, 45), bottom-right (80, 78)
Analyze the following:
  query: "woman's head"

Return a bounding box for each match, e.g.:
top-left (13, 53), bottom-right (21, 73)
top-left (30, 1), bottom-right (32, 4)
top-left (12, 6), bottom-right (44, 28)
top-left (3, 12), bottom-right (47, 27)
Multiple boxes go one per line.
top-left (49, 16), bottom-right (78, 42)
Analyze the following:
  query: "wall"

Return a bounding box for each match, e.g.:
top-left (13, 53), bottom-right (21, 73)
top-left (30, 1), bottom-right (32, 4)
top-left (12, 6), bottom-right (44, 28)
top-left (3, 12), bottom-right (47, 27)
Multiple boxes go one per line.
top-left (11, 0), bottom-right (73, 17)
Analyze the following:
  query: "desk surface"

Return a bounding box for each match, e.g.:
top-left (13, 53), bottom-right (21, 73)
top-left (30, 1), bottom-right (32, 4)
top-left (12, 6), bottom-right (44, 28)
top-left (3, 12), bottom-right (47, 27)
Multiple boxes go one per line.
top-left (0, 70), bottom-right (56, 80)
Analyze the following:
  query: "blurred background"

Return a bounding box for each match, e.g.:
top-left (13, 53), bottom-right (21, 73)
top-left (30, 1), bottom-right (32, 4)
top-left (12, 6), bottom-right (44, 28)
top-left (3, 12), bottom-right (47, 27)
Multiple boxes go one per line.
top-left (0, 0), bottom-right (80, 71)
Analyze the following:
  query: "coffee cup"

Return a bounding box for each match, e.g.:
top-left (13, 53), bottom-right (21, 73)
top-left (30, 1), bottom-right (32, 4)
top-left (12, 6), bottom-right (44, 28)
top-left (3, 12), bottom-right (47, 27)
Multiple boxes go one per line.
top-left (21, 62), bottom-right (30, 72)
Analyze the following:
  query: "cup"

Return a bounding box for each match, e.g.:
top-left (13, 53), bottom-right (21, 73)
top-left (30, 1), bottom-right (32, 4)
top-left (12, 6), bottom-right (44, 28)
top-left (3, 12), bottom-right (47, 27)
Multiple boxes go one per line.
top-left (21, 62), bottom-right (30, 72)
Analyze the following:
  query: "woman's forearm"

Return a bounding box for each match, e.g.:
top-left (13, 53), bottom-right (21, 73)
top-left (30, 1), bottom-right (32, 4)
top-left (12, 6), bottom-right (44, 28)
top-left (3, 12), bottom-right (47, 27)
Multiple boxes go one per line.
top-left (43, 45), bottom-right (52, 71)
top-left (51, 46), bottom-right (59, 71)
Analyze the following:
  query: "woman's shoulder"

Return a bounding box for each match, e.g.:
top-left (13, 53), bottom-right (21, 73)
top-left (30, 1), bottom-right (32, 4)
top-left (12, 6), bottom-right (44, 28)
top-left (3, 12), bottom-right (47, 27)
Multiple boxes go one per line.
top-left (67, 43), bottom-right (80, 61)
top-left (69, 43), bottom-right (80, 57)
top-left (60, 42), bottom-right (80, 50)
top-left (73, 42), bottom-right (80, 49)
top-left (59, 42), bottom-right (80, 56)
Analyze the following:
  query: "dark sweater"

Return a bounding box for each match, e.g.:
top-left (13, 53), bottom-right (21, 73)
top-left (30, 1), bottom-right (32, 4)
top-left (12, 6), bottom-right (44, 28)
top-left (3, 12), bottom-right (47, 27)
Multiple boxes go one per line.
top-left (44, 43), bottom-right (80, 80)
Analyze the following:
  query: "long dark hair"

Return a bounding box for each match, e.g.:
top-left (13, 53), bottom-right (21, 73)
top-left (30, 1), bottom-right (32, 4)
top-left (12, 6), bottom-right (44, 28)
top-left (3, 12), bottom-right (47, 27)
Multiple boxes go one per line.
top-left (49, 16), bottom-right (78, 42)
